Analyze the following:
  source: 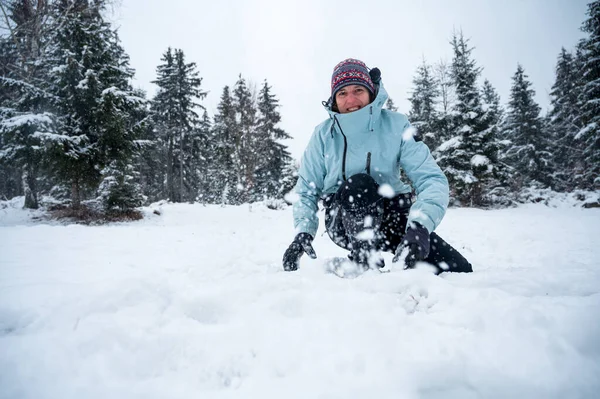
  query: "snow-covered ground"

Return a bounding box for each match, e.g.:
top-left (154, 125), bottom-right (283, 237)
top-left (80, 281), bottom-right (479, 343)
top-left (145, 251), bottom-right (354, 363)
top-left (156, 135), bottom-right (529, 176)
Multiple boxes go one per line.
top-left (1, 198), bottom-right (599, 398)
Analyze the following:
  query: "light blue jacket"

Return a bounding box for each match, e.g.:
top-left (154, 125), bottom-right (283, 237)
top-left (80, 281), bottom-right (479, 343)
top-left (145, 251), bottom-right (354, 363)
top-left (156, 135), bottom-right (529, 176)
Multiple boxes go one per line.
top-left (293, 82), bottom-right (449, 238)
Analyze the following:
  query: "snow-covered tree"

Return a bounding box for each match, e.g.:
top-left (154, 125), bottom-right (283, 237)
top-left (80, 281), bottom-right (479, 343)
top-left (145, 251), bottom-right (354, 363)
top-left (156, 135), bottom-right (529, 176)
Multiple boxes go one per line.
top-left (95, 86), bottom-right (147, 211)
top-left (574, 0), bottom-right (600, 189)
top-left (136, 109), bottom-right (164, 204)
top-left (254, 79), bottom-right (293, 200)
top-left (385, 97), bottom-right (398, 112)
top-left (0, 109), bottom-right (53, 208)
top-left (193, 109), bottom-right (212, 203)
top-left (503, 64), bottom-right (552, 189)
top-left (436, 31), bottom-right (504, 206)
top-left (0, 0), bottom-right (53, 208)
top-left (481, 79), bottom-right (503, 127)
top-left (231, 74), bottom-right (257, 204)
top-left (480, 79), bottom-right (511, 205)
top-left (97, 160), bottom-right (144, 211)
top-left (547, 47), bottom-right (583, 191)
top-left (433, 59), bottom-right (455, 148)
top-left (42, 0), bottom-right (146, 210)
top-left (408, 59), bottom-right (440, 148)
top-left (210, 85), bottom-right (237, 204)
top-left (151, 47), bottom-right (207, 203)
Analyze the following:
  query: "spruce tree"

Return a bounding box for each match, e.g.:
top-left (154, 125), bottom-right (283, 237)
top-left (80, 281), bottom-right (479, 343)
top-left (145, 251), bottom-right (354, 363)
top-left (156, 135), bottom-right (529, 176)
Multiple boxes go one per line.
top-left (151, 47), bottom-right (207, 203)
top-left (254, 79), bottom-right (292, 200)
top-left (136, 108), bottom-right (164, 203)
top-left (548, 48), bottom-right (582, 191)
top-left (503, 64), bottom-right (552, 189)
top-left (480, 79), bottom-right (511, 205)
top-left (481, 79), bottom-right (503, 127)
top-left (433, 59), bottom-right (455, 147)
top-left (385, 97), bottom-right (398, 112)
top-left (231, 75), bottom-right (257, 204)
top-left (210, 85), bottom-right (237, 204)
top-left (436, 31), bottom-right (501, 206)
top-left (0, 0), bottom-right (52, 208)
top-left (194, 110), bottom-right (212, 203)
top-left (42, 0), bottom-right (145, 210)
top-left (574, 0), bottom-right (600, 189)
top-left (95, 87), bottom-right (147, 211)
top-left (408, 59), bottom-right (439, 148)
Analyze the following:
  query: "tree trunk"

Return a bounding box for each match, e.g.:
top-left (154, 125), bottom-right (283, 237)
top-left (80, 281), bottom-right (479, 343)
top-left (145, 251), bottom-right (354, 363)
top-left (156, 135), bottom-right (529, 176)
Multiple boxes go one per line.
top-left (179, 131), bottom-right (184, 203)
top-left (22, 167), bottom-right (38, 209)
top-left (166, 135), bottom-right (174, 201)
top-left (71, 179), bottom-right (81, 209)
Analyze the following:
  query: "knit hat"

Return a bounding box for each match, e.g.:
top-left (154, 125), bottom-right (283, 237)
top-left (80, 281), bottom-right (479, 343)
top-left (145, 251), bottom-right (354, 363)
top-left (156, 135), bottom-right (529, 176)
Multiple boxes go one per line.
top-left (331, 58), bottom-right (375, 99)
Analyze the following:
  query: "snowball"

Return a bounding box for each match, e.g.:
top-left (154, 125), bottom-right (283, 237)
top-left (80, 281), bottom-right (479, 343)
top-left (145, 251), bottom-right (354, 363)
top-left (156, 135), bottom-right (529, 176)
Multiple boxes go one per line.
top-left (356, 229), bottom-right (375, 241)
top-left (402, 126), bottom-right (418, 141)
top-left (284, 191), bottom-right (300, 204)
top-left (378, 184), bottom-right (395, 198)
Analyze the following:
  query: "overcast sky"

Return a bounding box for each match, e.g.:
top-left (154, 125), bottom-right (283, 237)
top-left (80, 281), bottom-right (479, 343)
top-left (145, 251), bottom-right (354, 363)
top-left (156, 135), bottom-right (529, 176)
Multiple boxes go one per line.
top-left (113, 0), bottom-right (589, 159)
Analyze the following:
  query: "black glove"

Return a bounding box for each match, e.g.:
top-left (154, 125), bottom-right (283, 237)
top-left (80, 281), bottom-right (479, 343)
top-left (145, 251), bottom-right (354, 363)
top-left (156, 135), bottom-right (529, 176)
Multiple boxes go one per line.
top-left (282, 233), bottom-right (317, 271)
top-left (392, 222), bottom-right (430, 269)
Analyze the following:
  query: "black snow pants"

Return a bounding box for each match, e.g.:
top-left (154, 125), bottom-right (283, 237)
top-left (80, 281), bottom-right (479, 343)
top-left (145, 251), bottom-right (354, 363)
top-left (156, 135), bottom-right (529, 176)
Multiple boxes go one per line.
top-left (323, 173), bottom-right (473, 274)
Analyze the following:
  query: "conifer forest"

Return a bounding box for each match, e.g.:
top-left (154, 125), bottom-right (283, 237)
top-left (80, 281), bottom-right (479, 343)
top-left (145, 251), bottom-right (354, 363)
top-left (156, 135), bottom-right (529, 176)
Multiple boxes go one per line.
top-left (1, 0), bottom-right (598, 215)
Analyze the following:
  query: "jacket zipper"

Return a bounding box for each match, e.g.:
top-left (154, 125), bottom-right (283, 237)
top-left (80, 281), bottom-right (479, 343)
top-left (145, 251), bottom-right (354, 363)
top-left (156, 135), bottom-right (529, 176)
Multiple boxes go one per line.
top-left (333, 115), bottom-right (348, 181)
top-left (365, 152), bottom-right (371, 175)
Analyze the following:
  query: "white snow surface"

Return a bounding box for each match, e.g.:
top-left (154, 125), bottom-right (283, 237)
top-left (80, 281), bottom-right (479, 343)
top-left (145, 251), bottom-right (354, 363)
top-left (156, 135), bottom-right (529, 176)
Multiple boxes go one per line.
top-left (1, 199), bottom-right (600, 398)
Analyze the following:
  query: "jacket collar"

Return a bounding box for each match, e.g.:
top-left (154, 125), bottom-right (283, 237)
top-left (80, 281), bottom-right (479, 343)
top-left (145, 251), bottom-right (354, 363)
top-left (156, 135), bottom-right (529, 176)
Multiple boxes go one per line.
top-left (325, 82), bottom-right (389, 135)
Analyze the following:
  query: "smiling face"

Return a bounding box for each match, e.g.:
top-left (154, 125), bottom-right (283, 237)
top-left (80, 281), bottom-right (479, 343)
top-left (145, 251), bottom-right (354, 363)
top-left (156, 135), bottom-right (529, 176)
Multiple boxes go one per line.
top-left (334, 84), bottom-right (371, 114)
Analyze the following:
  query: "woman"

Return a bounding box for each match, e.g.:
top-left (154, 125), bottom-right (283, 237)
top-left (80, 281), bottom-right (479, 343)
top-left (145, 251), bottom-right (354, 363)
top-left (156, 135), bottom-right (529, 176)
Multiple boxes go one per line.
top-left (283, 58), bottom-right (472, 274)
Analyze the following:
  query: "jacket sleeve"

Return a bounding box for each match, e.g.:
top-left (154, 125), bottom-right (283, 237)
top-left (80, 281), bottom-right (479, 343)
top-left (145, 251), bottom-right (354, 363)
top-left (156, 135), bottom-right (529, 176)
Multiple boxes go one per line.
top-left (292, 126), bottom-right (327, 237)
top-left (399, 121), bottom-right (449, 233)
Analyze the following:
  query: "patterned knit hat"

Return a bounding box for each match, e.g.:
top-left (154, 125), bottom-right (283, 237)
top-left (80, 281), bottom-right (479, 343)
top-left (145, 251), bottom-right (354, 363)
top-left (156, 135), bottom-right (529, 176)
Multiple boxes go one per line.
top-left (331, 58), bottom-right (375, 98)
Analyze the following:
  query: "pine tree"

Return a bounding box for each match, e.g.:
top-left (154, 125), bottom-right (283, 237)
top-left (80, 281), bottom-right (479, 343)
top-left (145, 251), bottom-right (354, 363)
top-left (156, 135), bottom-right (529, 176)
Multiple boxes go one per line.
top-left (136, 107), bottom-right (164, 203)
top-left (231, 75), bottom-right (257, 204)
top-left (194, 110), bottom-right (212, 203)
top-left (210, 85), bottom-right (237, 204)
top-left (503, 64), bottom-right (552, 189)
top-left (481, 79), bottom-right (503, 127)
top-left (408, 59), bottom-right (439, 148)
top-left (480, 79), bottom-right (511, 205)
top-left (433, 59), bottom-right (455, 147)
top-left (151, 47), bottom-right (207, 203)
top-left (254, 79), bottom-right (292, 200)
top-left (436, 31), bottom-right (502, 206)
top-left (0, 0), bottom-right (52, 208)
top-left (41, 0), bottom-right (145, 210)
top-left (574, 0), bottom-right (600, 189)
top-left (547, 48), bottom-right (583, 191)
top-left (385, 97), bottom-right (398, 112)
top-left (95, 86), bottom-right (147, 211)
top-left (280, 158), bottom-right (299, 202)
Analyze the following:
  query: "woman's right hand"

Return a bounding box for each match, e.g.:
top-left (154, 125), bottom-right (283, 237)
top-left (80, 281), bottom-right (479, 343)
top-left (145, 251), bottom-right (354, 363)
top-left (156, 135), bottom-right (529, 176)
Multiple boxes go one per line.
top-left (282, 233), bottom-right (317, 271)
